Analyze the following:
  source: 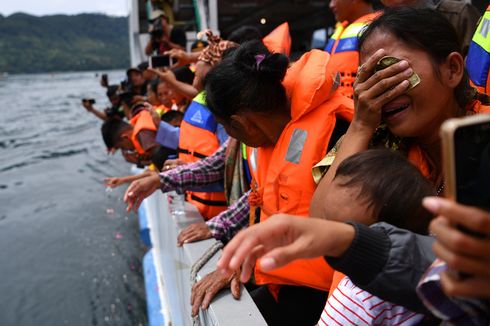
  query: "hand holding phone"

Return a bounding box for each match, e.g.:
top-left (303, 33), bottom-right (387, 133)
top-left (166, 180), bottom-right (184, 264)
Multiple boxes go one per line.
top-left (440, 114), bottom-right (490, 279)
top-left (441, 114), bottom-right (490, 211)
top-left (149, 55), bottom-right (173, 69)
top-left (424, 197), bottom-right (490, 297)
top-left (82, 99), bottom-right (96, 111)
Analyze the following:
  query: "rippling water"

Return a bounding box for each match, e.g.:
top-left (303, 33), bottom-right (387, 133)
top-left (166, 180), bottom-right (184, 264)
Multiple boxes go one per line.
top-left (0, 71), bottom-right (147, 326)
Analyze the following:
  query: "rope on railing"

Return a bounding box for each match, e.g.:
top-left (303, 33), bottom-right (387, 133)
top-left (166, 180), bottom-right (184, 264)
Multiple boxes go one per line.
top-left (190, 240), bottom-right (224, 326)
top-left (190, 241), bottom-right (224, 284)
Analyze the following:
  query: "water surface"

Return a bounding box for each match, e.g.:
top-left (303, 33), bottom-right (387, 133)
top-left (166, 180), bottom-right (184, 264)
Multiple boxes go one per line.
top-left (0, 71), bottom-right (147, 326)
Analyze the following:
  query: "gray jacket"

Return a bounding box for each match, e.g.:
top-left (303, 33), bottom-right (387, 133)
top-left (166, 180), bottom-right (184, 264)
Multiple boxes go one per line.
top-left (326, 221), bottom-right (436, 313)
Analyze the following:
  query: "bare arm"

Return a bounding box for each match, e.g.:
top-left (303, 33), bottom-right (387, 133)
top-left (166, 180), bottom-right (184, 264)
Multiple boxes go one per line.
top-left (217, 215), bottom-right (355, 282)
top-left (105, 170), bottom-right (155, 188)
top-left (165, 49), bottom-right (201, 68)
top-left (145, 39), bottom-right (154, 56)
top-left (82, 102), bottom-right (108, 121)
top-left (148, 68), bottom-right (198, 100)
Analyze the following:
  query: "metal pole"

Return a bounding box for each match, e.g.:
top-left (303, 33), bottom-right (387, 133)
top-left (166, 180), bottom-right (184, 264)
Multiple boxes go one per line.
top-left (208, 0), bottom-right (218, 32)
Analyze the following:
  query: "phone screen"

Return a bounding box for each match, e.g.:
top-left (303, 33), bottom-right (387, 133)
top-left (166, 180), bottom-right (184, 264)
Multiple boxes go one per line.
top-left (454, 120), bottom-right (490, 211)
top-left (150, 55), bottom-right (171, 68)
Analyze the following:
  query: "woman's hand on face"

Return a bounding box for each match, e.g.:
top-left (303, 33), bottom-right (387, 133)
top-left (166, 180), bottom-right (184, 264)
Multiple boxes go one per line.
top-left (353, 49), bottom-right (413, 131)
top-left (217, 215), bottom-right (355, 283)
top-left (123, 173), bottom-right (161, 212)
top-left (424, 197), bottom-right (490, 298)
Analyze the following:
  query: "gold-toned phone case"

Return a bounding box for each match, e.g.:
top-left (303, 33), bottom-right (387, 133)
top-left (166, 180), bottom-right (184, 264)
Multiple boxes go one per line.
top-left (440, 114), bottom-right (490, 201)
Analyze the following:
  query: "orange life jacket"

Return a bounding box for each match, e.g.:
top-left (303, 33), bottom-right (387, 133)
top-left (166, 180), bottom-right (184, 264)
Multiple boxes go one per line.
top-left (328, 271), bottom-right (346, 299)
top-left (324, 12), bottom-right (380, 98)
top-left (249, 50), bottom-right (354, 291)
top-left (130, 110), bottom-right (157, 155)
top-left (178, 92), bottom-right (228, 220)
top-left (467, 5), bottom-right (490, 95)
top-left (263, 22), bottom-right (292, 56)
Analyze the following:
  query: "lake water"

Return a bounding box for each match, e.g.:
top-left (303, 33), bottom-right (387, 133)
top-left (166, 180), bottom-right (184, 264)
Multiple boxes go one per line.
top-left (0, 71), bottom-right (147, 326)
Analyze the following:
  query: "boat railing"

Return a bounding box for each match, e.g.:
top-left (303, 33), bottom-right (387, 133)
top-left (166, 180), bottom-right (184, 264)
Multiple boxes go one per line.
top-left (140, 191), bottom-right (267, 326)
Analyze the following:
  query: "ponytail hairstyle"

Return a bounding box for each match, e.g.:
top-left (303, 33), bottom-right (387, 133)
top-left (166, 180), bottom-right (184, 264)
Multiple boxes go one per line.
top-left (358, 8), bottom-right (490, 109)
top-left (204, 40), bottom-right (290, 121)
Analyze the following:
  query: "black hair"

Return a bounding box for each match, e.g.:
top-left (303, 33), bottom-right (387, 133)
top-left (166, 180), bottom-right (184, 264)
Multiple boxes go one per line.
top-left (359, 8), bottom-right (490, 108)
top-left (101, 118), bottom-right (132, 149)
top-left (130, 102), bottom-right (146, 117)
top-left (161, 110), bottom-right (184, 123)
top-left (149, 78), bottom-right (160, 94)
top-left (106, 85), bottom-right (119, 98)
top-left (138, 61), bottom-right (149, 71)
top-left (227, 26), bottom-right (262, 44)
top-left (118, 91), bottom-right (135, 106)
top-left (204, 40), bottom-right (289, 120)
top-left (173, 66), bottom-right (195, 85)
top-left (334, 149), bottom-right (436, 234)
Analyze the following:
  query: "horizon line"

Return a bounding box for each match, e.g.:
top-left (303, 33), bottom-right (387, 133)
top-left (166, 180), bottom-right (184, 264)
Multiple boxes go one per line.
top-left (0, 11), bottom-right (128, 18)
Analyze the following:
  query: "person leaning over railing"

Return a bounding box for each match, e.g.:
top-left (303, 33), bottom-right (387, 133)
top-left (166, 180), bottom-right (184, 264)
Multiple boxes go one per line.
top-left (188, 39), bottom-right (354, 325)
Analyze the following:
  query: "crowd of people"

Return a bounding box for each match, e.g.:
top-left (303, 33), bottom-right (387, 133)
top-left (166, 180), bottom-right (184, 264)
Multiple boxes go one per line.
top-left (83, 0), bottom-right (490, 325)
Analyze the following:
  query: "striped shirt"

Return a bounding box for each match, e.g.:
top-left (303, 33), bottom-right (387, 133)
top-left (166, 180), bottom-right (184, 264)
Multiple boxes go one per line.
top-left (318, 277), bottom-right (424, 326)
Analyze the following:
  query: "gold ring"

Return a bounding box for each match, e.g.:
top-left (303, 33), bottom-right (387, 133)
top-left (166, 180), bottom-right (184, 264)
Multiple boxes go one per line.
top-left (357, 65), bottom-right (363, 75)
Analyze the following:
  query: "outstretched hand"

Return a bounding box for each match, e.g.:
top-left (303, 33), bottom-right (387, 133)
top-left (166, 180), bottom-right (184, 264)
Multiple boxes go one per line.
top-left (424, 197), bottom-right (490, 298)
top-left (164, 49), bottom-right (195, 68)
top-left (104, 177), bottom-right (126, 188)
top-left (217, 214), bottom-right (355, 283)
top-left (123, 173), bottom-right (161, 212)
top-left (148, 67), bottom-right (177, 83)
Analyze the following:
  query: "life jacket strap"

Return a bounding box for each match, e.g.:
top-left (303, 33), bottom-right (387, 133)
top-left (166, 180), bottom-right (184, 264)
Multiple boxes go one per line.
top-left (190, 194), bottom-right (227, 207)
top-left (177, 147), bottom-right (208, 159)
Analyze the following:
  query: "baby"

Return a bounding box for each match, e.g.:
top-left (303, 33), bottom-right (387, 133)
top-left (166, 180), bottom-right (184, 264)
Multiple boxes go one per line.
top-left (314, 149), bottom-right (436, 325)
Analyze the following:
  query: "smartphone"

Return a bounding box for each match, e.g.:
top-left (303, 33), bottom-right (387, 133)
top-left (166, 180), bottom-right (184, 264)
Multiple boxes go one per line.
top-left (82, 98), bottom-right (96, 104)
top-left (441, 114), bottom-right (490, 279)
top-left (150, 55), bottom-right (173, 68)
top-left (441, 114), bottom-right (490, 211)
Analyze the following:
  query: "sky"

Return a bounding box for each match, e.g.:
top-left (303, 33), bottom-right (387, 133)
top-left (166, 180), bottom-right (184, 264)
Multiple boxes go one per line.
top-left (0, 0), bottom-right (128, 17)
